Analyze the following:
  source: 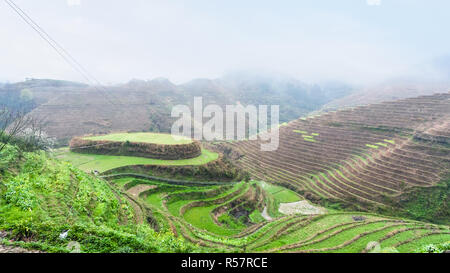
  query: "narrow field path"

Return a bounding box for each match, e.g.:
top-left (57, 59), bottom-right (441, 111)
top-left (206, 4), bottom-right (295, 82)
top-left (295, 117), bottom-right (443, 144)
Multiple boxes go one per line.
top-left (120, 183), bottom-right (159, 225)
top-left (123, 193), bottom-right (145, 224)
top-left (0, 244), bottom-right (42, 253)
top-left (261, 207), bottom-right (273, 221)
top-left (127, 184), bottom-right (157, 198)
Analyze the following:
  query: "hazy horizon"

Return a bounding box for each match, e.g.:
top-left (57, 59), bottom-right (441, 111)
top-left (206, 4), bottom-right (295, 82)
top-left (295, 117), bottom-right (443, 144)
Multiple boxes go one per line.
top-left (1, 0), bottom-right (449, 85)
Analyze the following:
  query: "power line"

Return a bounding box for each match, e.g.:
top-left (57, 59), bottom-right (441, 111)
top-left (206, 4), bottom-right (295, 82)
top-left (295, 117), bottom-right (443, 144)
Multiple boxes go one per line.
top-left (4, 0), bottom-right (90, 82)
top-left (4, 0), bottom-right (119, 106)
top-left (7, 0), bottom-right (101, 86)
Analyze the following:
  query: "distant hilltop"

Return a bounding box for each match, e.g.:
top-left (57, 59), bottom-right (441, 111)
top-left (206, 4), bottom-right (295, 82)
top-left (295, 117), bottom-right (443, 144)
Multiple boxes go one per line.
top-left (1, 75), bottom-right (448, 146)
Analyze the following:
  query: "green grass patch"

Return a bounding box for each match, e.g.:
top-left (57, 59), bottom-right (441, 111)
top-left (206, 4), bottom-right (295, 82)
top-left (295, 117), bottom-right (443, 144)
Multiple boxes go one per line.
top-left (146, 193), bottom-right (165, 209)
top-left (111, 177), bottom-right (134, 188)
top-left (182, 183), bottom-right (249, 236)
top-left (365, 144), bottom-right (379, 149)
top-left (257, 181), bottom-right (301, 218)
top-left (184, 206), bottom-right (243, 236)
top-left (388, 175), bottom-right (450, 225)
top-left (55, 148), bottom-right (219, 173)
top-left (218, 214), bottom-right (247, 230)
top-left (376, 142), bottom-right (388, 147)
top-left (167, 199), bottom-right (192, 216)
top-left (258, 181), bottom-right (301, 203)
top-left (249, 210), bottom-right (265, 223)
top-left (84, 132), bottom-right (192, 145)
top-left (397, 233), bottom-right (450, 253)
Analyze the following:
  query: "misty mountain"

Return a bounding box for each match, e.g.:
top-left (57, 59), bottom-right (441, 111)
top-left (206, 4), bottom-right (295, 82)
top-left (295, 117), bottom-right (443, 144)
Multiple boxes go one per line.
top-left (320, 82), bottom-right (450, 111)
top-left (6, 75), bottom-right (449, 146)
top-left (1, 75), bottom-right (355, 144)
top-left (216, 74), bottom-right (354, 121)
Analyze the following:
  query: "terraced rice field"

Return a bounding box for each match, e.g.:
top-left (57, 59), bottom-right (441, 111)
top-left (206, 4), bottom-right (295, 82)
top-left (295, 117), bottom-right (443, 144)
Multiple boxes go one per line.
top-left (47, 93), bottom-right (449, 253)
top-left (227, 93), bottom-right (450, 210)
top-left (108, 176), bottom-right (450, 253)
top-left (259, 181), bottom-right (301, 204)
top-left (55, 148), bottom-right (219, 172)
top-left (84, 132), bottom-right (193, 144)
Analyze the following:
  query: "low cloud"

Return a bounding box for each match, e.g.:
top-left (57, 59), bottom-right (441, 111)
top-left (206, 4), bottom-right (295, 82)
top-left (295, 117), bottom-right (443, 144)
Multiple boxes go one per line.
top-left (1, 1), bottom-right (449, 86)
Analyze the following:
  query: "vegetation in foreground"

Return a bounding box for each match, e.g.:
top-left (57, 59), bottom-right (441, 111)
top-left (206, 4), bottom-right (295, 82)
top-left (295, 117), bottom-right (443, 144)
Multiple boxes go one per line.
top-left (0, 144), bottom-right (194, 253)
top-left (1, 143), bottom-right (449, 253)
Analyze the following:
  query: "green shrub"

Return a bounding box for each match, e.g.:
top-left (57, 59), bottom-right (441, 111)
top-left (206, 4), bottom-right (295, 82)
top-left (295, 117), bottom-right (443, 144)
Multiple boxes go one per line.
top-left (417, 242), bottom-right (450, 253)
top-left (0, 148), bottom-right (195, 253)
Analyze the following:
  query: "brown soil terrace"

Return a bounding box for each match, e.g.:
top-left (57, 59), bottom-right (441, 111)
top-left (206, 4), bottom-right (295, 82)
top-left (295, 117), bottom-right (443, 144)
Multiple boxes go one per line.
top-left (228, 92), bottom-right (450, 209)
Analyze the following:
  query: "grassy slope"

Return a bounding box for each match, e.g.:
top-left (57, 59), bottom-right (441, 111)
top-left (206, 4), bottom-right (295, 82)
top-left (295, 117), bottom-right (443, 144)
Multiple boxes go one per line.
top-left (55, 148), bottom-right (219, 173)
top-left (258, 181), bottom-right (301, 203)
top-left (117, 174), bottom-right (450, 253)
top-left (257, 181), bottom-right (302, 218)
top-left (0, 145), bottom-right (193, 253)
top-left (2, 143), bottom-right (448, 253)
top-left (182, 182), bottom-right (248, 236)
top-left (84, 132), bottom-right (192, 145)
top-left (400, 175), bottom-right (449, 225)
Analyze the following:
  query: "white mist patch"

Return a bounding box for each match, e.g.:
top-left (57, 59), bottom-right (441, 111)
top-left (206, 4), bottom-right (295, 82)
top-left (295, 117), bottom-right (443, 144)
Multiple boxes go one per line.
top-left (278, 201), bottom-right (327, 215)
top-left (367, 0), bottom-right (381, 6)
top-left (67, 0), bottom-right (81, 7)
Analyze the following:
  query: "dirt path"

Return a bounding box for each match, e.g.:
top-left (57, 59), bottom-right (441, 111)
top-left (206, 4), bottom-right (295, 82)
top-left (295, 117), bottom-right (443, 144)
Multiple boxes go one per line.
top-left (126, 184), bottom-right (157, 198)
top-left (261, 207), bottom-right (273, 221)
top-left (124, 184), bottom-right (157, 225)
top-left (0, 244), bottom-right (42, 253)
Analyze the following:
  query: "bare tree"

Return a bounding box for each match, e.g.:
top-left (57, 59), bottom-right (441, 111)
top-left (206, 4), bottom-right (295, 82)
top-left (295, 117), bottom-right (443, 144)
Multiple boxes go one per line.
top-left (0, 106), bottom-right (35, 153)
top-left (18, 115), bottom-right (54, 151)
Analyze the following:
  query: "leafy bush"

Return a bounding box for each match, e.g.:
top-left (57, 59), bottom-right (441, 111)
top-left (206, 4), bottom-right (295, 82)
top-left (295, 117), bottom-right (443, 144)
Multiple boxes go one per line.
top-left (0, 144), bottom-right (19, 171)
top-left (0, 148), bottom-right (195, 253)
top-left (417, 242), bottom-right (450, 253)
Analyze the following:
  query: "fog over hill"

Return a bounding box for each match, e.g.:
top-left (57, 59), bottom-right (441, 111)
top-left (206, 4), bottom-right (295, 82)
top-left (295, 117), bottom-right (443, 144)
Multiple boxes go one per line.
top-left (0, 74), bottom-right (355, 144)
top-left (432, 55), bottom-right (450, 80)
top-left (321, 82), bottom-right (450, 111)
top-left (2, 73), bottom-right (449, 145)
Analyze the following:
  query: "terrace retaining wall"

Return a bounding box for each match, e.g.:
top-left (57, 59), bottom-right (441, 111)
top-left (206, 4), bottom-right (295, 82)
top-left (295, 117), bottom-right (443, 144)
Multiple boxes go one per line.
top-left (69, 137), bottom-right (202, 160)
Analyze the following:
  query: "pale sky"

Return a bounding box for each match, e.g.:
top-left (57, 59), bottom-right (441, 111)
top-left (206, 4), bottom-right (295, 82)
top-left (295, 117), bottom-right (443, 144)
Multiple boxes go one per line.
top-left (1, 0), bottom-right (449, 84)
